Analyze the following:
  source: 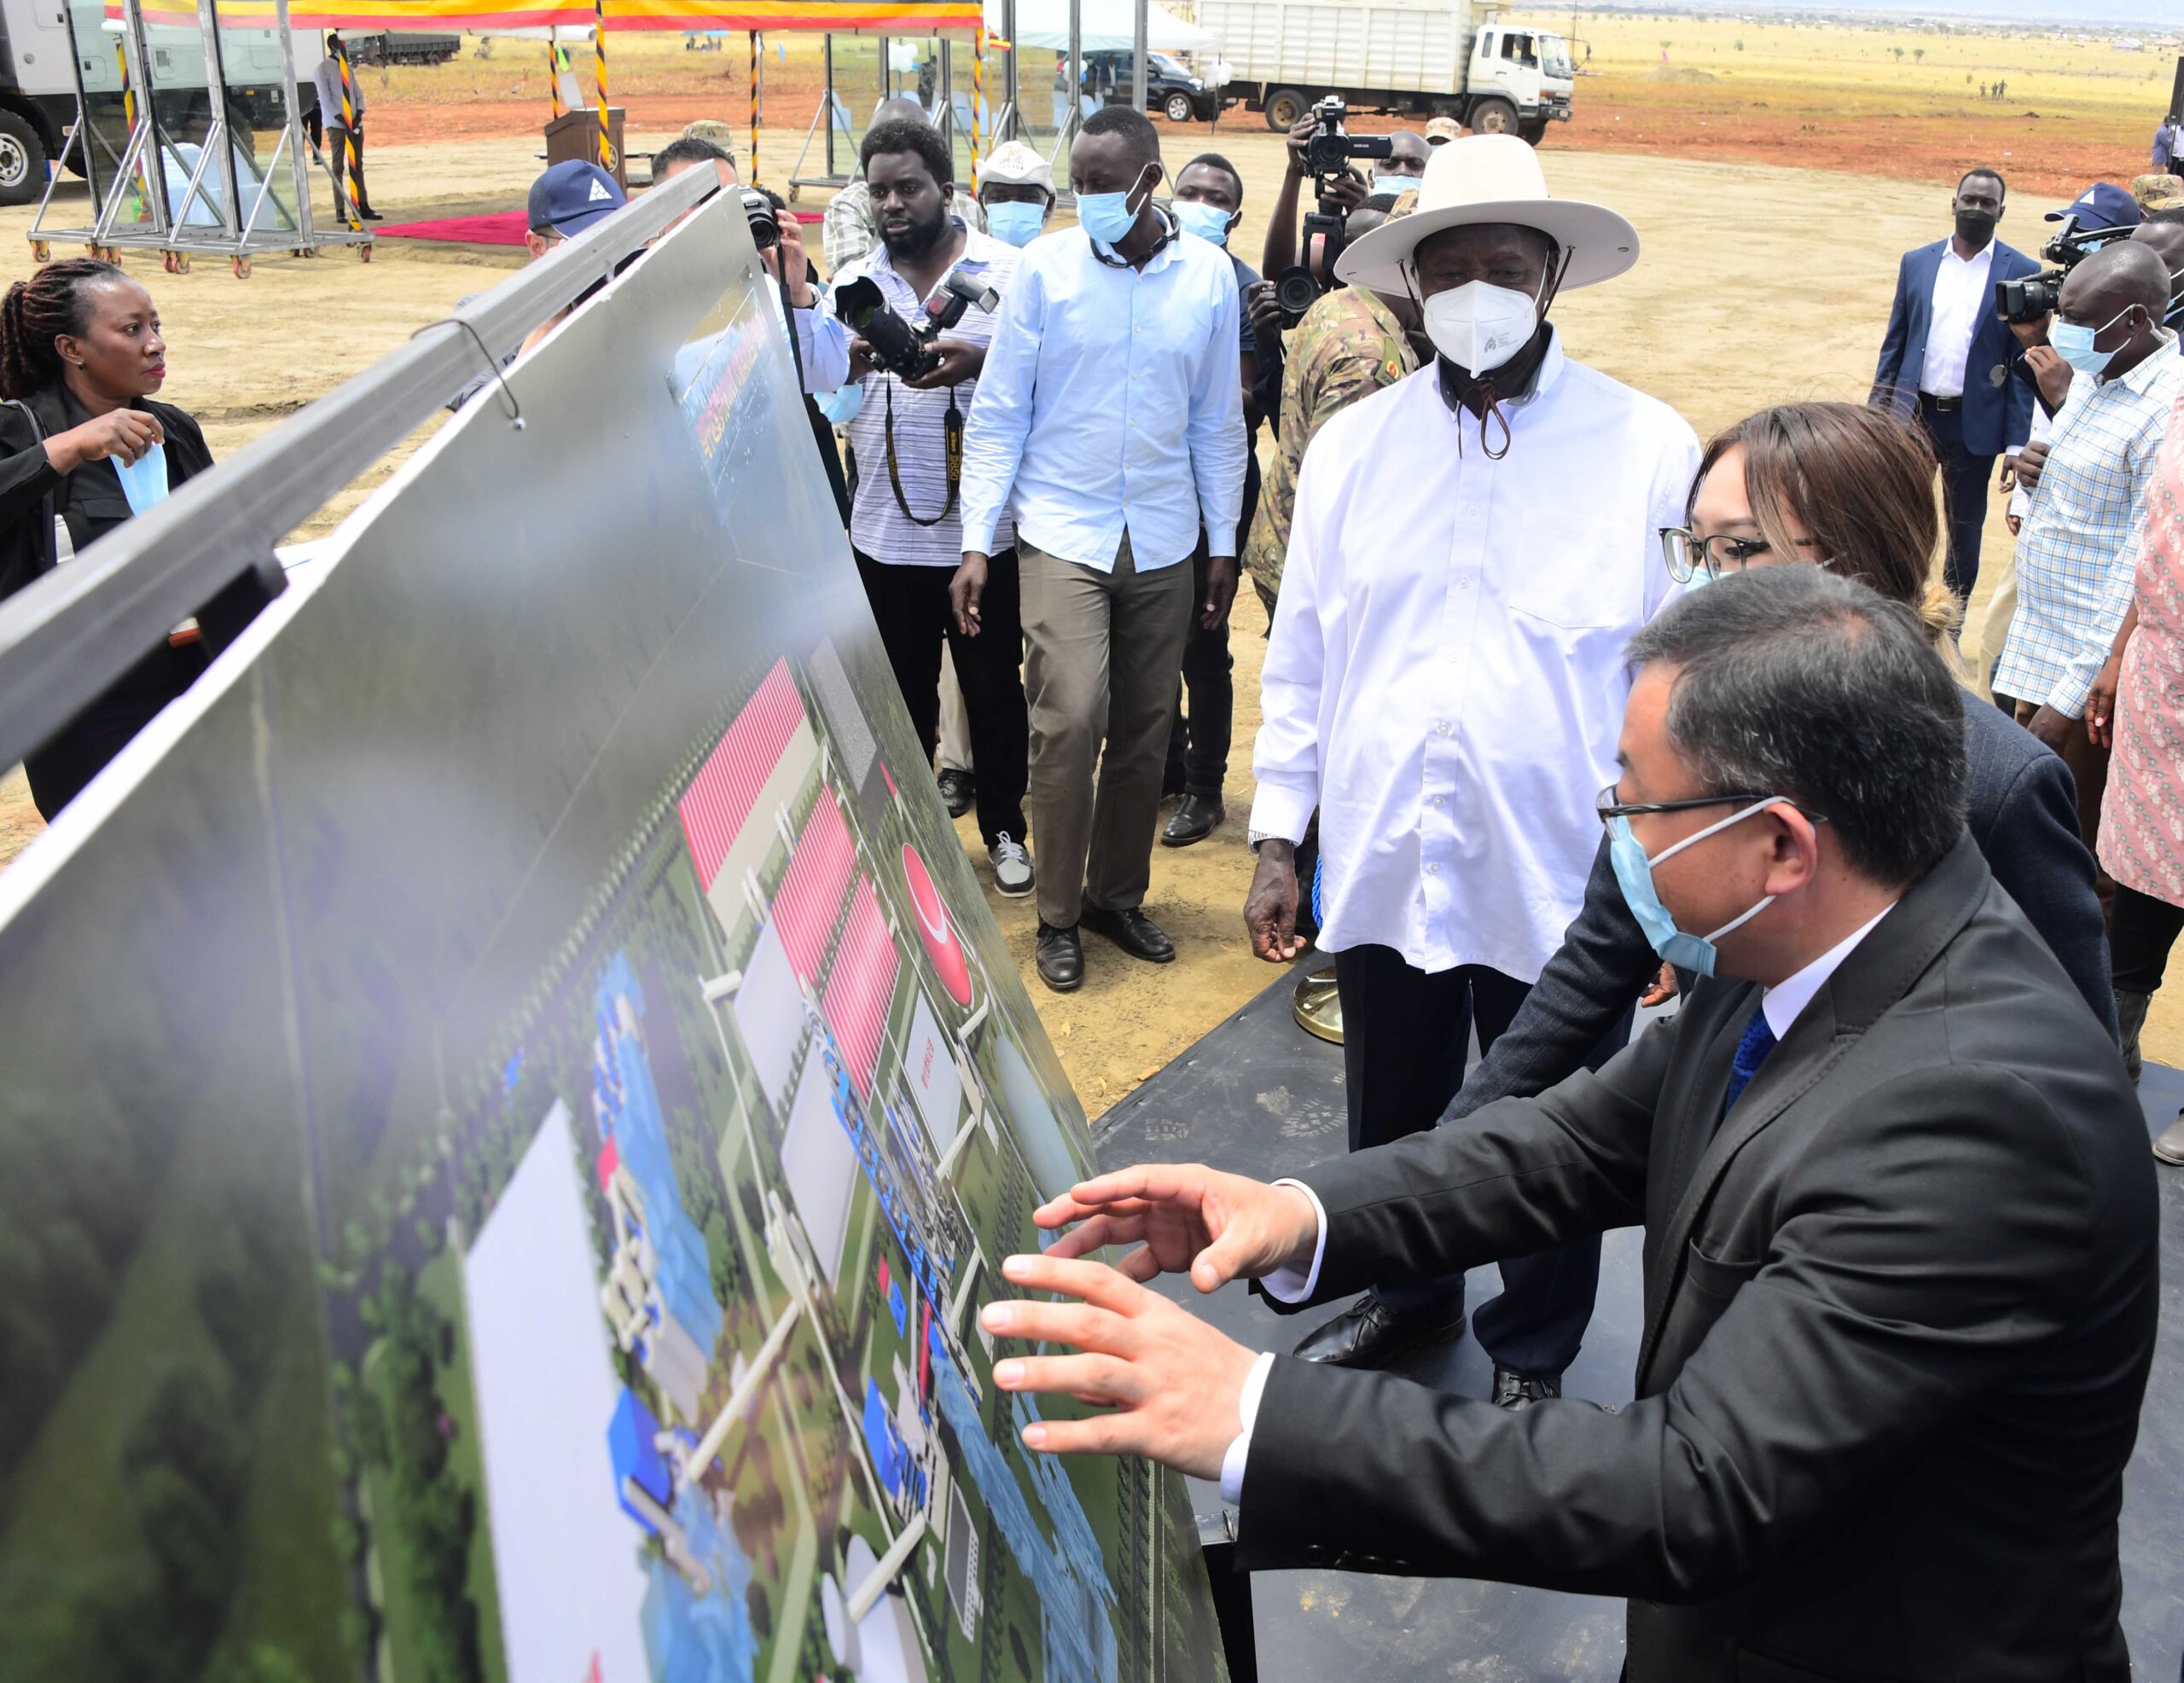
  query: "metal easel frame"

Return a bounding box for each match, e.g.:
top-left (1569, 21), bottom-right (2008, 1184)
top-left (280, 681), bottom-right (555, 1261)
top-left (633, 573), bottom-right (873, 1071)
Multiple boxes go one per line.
top-left (26, 0), bottom-right (370, 276)
top-left (787, 19), bottom-right (985, 200)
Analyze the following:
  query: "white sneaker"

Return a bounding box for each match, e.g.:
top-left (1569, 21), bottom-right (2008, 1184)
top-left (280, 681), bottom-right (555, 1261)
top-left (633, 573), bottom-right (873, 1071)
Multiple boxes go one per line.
top-left (988, 833), bottom-right (1035, 897)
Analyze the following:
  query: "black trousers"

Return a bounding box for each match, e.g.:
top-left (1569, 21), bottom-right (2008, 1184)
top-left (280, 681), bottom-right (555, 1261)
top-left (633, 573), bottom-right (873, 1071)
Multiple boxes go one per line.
top-left (1166, 451), bottom-right (1260, 798)
top-left (1919, 395), bottom-right (1995, 601)
top-left (2111, 882), bottom-right (2184, 995)
top-left (1336, 943), bottom-right (1631, 1380)
top-left (853, 547), bottom-right (1027, 848)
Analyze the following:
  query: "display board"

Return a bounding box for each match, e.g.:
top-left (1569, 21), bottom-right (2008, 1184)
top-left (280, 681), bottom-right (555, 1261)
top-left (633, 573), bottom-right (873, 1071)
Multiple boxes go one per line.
top-left (0, 198), bottom-right (1222, 1683)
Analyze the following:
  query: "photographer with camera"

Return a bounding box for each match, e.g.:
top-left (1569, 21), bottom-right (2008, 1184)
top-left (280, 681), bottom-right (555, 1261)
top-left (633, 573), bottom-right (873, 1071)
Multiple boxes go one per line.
top-left (822, 98), bottom-right (988, 273)
top-left (1241, 193), bottom-right (1419, 626)
top-left (1870, 168), bottom-right (2042, 601)
top-left (1247, 136), bottom-right (1699, 1385)
top-left (1993, 241), bottom-right (2183, 896)
top-left (1258, 104), bottom-right (1428, 303)
top-left (789, 118), bottom-right (1032, 901)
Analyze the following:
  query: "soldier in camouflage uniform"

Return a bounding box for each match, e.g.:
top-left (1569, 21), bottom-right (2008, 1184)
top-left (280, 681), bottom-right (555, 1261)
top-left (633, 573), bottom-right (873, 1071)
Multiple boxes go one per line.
top-left (1243, 197), bottom-right (1420, 623)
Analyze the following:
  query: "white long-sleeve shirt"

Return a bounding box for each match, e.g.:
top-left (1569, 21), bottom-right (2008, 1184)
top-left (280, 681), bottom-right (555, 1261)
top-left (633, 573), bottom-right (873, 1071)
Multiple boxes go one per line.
top-left (957, 223), bottom-right (1246, 570)
top-left (1249, 336), bottom-right (1700, 981)
top-left (313, 55), bottom-right (363, 128)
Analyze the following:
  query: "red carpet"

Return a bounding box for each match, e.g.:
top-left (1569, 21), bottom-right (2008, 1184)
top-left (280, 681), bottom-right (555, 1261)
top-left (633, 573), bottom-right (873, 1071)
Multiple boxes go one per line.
top-left (373, 211), bottom-right (531, 246)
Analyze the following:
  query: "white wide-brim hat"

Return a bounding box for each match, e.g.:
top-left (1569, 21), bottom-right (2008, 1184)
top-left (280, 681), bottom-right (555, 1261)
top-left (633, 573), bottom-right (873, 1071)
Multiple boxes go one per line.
top-left (1334, 134), bottom-right (1640, 293)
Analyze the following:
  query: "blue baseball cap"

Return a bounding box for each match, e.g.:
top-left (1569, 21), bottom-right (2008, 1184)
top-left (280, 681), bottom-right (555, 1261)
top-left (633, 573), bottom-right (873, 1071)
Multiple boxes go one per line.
top-left (2047, 181), bottom-right (2141, 232)
top-left (527, 160), bottom-right (626, 237)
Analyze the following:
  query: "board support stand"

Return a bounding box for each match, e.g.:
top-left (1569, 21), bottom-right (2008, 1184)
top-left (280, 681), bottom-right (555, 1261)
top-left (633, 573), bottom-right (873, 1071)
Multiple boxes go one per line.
top-left (26, 0), bottom-right (372, 276)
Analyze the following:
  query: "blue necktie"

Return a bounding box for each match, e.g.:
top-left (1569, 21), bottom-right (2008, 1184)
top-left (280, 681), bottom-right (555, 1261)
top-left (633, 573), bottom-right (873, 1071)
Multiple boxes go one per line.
top-left (1724, 1006), bottom-right (1778, 1111)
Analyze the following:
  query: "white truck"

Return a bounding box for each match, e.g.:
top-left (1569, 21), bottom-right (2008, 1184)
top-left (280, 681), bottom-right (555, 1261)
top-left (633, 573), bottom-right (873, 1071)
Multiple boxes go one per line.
top-left (0, 0), bottom-right (317, 205)
top-left (1196, 0), bottom-right (1574, 143)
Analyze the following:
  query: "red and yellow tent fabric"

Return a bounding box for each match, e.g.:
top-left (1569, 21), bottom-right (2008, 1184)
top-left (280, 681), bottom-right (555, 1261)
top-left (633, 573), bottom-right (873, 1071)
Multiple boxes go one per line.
top-left (131, 0), bottom-right (979, 29)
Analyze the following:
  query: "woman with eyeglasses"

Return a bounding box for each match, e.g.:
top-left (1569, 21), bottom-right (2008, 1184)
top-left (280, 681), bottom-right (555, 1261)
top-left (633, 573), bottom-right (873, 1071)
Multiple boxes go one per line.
top-left (1449, 400), bottom-right (2114, 1152)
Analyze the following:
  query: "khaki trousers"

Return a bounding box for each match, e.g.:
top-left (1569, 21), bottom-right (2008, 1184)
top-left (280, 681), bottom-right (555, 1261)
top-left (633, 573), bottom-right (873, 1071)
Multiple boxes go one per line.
top-left (1019, 533), bottom-right (1194, 928)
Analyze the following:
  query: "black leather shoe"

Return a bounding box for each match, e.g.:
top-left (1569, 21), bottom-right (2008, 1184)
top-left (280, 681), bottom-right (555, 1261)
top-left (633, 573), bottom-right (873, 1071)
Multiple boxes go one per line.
top-left (1491, 1367), bottom-right (1563, 1409)
top-left (936, 768), bottom-right (975, 819)
top-left (1080, 905), bottom-right (1176, 963)
top-left (1292, 1291), bottom-right (1467, 1367)
top-left (1036, 921), bottom-right (1083, 992)
top-left (1161, 792), bottom-right (1225, 847)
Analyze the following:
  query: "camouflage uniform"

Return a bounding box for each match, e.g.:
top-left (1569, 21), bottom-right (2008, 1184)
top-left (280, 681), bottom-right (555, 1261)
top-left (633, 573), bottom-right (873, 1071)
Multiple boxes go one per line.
top-left (822, 180), bottom-right (989, 271)
top-left (1243, 286), bottom-right (1419, 619)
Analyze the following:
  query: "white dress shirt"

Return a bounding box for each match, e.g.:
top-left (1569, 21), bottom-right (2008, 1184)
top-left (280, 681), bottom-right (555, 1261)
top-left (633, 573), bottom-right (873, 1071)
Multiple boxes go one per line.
top-left (794, 223), bottom-right (1019, 566)
top-left (1218, 899), bottom-right (1901, 1502)
top-left (1920, 238), bottom-right (1995, 399)
top-left (1249, 337), bottom-right (1701, 982)
top-left (957, 223), bottom-right (1246, 571)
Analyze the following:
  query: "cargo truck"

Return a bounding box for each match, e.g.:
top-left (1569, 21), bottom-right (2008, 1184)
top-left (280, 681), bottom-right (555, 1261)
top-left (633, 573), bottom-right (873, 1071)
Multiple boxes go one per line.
top-left (1197, 0), bottom-right (1574, 142)
top-left (0, 0), bottom-right (317, 205)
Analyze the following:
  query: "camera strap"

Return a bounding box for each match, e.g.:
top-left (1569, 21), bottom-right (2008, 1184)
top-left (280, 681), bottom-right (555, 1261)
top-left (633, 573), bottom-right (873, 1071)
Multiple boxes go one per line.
top-left (881, 380), bottom-right (962, 529)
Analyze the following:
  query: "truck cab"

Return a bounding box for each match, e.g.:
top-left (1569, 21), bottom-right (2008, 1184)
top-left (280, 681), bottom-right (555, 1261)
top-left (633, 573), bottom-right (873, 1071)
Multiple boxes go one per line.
top-left (1468, 23), bottom-right (1574, 142)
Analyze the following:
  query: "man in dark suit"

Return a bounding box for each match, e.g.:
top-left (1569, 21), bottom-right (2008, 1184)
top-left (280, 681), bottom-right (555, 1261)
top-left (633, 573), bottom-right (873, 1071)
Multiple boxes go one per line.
top-left (1870, 167), bottom-right (2041, 599)
top-left (979, 567), bottom-right (2157, 1682)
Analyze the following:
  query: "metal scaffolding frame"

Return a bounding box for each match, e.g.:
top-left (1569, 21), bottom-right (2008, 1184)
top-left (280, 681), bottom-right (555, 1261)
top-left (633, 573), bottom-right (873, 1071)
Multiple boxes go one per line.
top-left (26, 0), bottom-right (371, 277)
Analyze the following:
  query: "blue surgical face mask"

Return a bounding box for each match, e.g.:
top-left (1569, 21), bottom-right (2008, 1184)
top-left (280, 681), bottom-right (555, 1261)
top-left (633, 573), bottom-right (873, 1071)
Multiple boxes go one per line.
top-left (1606, 798), bottom-right (1787, 978)
top-left (985, 198), bottom-right (1047, 247)
top-left (1173, 199), bottom-right (1234, 247)
top-left (2051, 304), bottom-right (2133, 378)
top-left (1374, 173), bottom-right (1420, 200)
top-left (113, 439), bottom-right (169, 517)
top-left (1076, 166), bottom-right (1153, 248)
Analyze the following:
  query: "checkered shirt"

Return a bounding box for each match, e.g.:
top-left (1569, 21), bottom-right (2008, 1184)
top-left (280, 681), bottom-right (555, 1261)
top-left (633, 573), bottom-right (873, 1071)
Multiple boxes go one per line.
top-left (1996, 335), bottom-right (2184, 717)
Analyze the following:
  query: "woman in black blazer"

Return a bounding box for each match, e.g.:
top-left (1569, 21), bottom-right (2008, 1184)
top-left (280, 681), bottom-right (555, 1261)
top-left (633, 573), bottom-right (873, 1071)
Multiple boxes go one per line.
top-left (1, 258), bottom-right (227, 820)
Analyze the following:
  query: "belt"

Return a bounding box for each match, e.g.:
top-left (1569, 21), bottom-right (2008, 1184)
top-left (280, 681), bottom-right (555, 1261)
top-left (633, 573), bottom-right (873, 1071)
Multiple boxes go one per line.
top-left (1920, 392), bottom-right (1964, 413)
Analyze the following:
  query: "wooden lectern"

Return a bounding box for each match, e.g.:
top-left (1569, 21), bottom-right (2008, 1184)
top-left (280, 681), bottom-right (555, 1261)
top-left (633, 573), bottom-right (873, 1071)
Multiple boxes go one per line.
top-left (544, 107), bottom-right (629, 191)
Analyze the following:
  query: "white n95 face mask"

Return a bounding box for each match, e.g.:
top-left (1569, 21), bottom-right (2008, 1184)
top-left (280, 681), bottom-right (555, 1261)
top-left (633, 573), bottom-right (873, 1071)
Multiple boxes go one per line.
top-left (1422, 279), bottom-right (1541, 374)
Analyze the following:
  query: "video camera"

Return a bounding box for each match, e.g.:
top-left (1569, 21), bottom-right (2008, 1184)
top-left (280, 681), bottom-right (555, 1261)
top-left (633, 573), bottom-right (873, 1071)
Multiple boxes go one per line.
top-left (834, 267), bottom-right (1002, 381)
top-left (1274, 96), bottom-right (1395, 325)
top-left (1994, 213), bottom-right (2137, 325)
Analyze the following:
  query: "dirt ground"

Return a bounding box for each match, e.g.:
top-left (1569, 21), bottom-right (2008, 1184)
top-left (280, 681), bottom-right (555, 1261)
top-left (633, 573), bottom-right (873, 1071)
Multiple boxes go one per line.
top-left (5, 23), bottom-right (2178, 1106)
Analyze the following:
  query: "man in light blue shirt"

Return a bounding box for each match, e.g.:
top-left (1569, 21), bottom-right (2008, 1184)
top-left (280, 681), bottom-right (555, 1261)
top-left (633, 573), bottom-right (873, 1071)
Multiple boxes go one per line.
top-left (952, 105), bottom-right (1247, 992)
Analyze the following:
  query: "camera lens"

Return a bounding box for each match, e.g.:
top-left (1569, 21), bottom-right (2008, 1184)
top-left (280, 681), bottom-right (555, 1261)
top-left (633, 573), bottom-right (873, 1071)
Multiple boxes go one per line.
top-left (1274, 266), bottom-right (1322, 324)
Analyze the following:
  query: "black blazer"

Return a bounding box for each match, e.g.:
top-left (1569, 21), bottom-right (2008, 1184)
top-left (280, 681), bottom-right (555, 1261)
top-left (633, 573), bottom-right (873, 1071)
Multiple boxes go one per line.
top-left (1453, 694), bottom-right (2117, 1126)
top-left (1239, 836), bottom-right (2158, 1681)
top-left (0, 385), bottom-right (262, 816)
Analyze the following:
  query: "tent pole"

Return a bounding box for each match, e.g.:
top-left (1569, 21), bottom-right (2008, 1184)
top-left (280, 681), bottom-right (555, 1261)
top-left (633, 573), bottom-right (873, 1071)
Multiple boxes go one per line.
top-left (823, 34), bottom-right (835, 177)
top-left (1000, 0), bottom-right (1017, 140)
top-left (1066, 0), bottom-right (1079, 149)
top-left (1131, 0), bottom-right (1147, 111)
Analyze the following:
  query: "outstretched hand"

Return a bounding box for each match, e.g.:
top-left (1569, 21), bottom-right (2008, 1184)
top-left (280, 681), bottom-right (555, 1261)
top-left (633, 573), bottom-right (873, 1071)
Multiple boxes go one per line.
top-left (1034, 1162), bottom-right (1319, 1293)
top-left (981, 1252), bottom-right (1260, 1480)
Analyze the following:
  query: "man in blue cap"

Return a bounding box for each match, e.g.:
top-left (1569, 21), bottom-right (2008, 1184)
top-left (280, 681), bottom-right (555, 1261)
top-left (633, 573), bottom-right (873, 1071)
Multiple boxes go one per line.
top-left (1869, 166), bottom-right (2042, 603)
top-left (525, 159), bottom-right (628, 256)
top-left (514, 161), bottom-right (630, 357)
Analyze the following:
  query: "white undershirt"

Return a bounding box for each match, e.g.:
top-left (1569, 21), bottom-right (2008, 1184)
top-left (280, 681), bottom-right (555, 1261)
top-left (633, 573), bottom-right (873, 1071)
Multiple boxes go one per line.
top-left (1920, 239), bottom-right (1996, 399)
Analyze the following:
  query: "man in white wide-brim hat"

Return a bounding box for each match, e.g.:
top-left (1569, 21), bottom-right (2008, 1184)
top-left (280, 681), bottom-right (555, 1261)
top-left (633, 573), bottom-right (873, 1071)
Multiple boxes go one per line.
top-left (1244, 135), bottom-right (1701, 1390)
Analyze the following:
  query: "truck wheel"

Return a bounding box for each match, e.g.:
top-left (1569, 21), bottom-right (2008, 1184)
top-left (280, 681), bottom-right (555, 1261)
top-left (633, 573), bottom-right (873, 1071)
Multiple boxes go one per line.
top-left (1470, 96), bottom-right (1519, 136)
top-left (1164, 91), bottom-right (1194, 123)
top-left (1264, 87), bottom-right (1309, 130)
top-left (1519, 117), bottom-right (1548, 145)
top-left (0, 110), bottom-right (49, 207)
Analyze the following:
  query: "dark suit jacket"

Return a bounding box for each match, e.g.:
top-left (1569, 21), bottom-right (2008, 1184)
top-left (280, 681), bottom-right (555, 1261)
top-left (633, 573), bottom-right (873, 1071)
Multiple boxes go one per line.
top-left (1869, 236), bottom-right (2042, 456)
top-left (1238, 837), bottom-right (2158, 1681)
top-left (1454, 696), bottom-right (2116, 1125)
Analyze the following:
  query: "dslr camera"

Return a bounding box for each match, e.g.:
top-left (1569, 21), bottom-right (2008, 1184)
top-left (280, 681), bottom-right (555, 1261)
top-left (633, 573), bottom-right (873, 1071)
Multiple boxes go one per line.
top-left (834, 267), bottom-right (1002, 380)
top-left (739, 187), bottom-right (781, 251)
top-left (1994, 213), bottom-right (2135, 325)
top-left (1275, 96), bottom-right (1397, 326)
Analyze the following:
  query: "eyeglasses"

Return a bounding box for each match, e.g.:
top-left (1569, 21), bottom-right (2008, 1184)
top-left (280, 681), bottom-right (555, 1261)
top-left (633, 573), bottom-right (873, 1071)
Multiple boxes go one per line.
top-left (1596, 784), bottom-right (1831, 827)
top-left (1658, 527), bottom-right (1817, 583)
